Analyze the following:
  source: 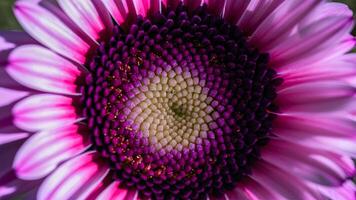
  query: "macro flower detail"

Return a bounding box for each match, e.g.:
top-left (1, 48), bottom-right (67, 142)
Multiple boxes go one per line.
top-left (0, 0), bottom-right (356, 200)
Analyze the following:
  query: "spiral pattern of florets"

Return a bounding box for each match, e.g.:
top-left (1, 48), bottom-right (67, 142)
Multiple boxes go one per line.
top-left (81, 4), bottom-right (281, 200)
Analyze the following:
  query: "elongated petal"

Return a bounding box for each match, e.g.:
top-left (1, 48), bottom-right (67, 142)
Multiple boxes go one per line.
top-left (203, 0), bottom-right (224, 16)
top-left (252, 160), bottom-right (321, 200)
top-left (0, 88), bottom-right (28, 107)
top-left (37, 152), bottom-right (109, 200)
top-left (309, 181), bottom-right (356, 200)
top-left (0, 133), bottom-right (28, 145)
top-left (235, 177), bottom-right (281, 200)
top-left (58, 0), bottom-right (113, 41)
top-left (13, 124), bottom-right (90, 180)
top-left (135, 0), bottom-right (161, 17)
top-left (238, 0), bottom-right (284, 35)
top-left (273, 113), bottom-right (356, 139)
top-left (299, 2), bottom-right (353, 29)
top-left (279, 56), bottom-right (356, 88)
top-left (249, 0), bottom-right (321, 50)
top-left (263, 140), bottom-right (354, 186)
top-left (13, 94), bottom-right (78, 132)
top-left (96, 181), bottom-right (131, 200)
top-left (14, 1), bottom-right (94, 64)
top-left (102, 0), bottom-right (137, 25)
top-left (162, 0), bottom-right (180, 9)
top-left (276, 81), bottom-right (355, 112)
top-left (224, 0), bottom-right (250, 24)
top-left (0, 31), bottom-right (36, 52)
top-left (6, 45), bottom-right (82, 95)
top-left (269, 16), bottom-right (353, 67)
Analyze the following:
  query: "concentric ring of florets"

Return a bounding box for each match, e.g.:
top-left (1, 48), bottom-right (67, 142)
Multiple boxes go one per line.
top-left (81, 4), bottom-right (281, 200)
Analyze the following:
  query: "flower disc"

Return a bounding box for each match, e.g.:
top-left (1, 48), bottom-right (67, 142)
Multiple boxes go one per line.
top-left (81, 4), bottom-right (281, 200)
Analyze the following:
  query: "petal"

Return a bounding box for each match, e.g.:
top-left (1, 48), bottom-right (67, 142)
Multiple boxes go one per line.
top-left (263, 139), bottom-right (354, 186)
top-left (135, 0), bottom-right (161, 17)
top-left (185, 0), bottom-right (202, 11)
top-left (273, 113), bottom-right (356, 140)
top-left (0, 133), bottom-right (28, 145)
top-left (58, 0), bottom-right (113, 41)
top-left (13, 124), bottom-right (90, 180)
top-left (252, 160), bottom-right (321, 200)
top-left (0, 31), bottom-right (38, 91)
top-left (102, 0), bottom-right (137, 25)
top-left (0, 88), bottom-right (28, 107)
top-left (278, 55), bottom-right (356, 88)
top-left (204, 0), bottom-right (224, 16)
top-left (223, 0), bottom-right (250, 24)
top-left (313, 137), bottom-right (356, 158)
top-left (234, 177), bottom-right (281, 200)
top-left (162, 0), bottom-right (180, 9)
top-left (0, 186), bottom-right (16, 197)
top-left (37, 152), bottom-right (109, 200)
top-left (238, 0), bottom-right (284, 35)
top-left (96, 181), bottom-right (133, 200)
top-left (299, 2), bottom-right (353, 29)
top-left (309, 181), bottom-right (356, 200)
top-left (14, 1), bottom-right (95, 64)
top-left (276, 81), bottom-right (356, 112)
top-left (249, 0), bottom-right (321, 50)
top-left (0, 31), bottom-right (36, 52)
top-left (13, 94), bottom-right (79, 132)
top-left (269, 16), bottom-right (354, 67)
top-left (6, 45), bottom-right (82, 95)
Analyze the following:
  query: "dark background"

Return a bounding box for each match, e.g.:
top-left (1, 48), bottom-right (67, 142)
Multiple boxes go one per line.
top-left (0, 0), bottom-right (356, 33)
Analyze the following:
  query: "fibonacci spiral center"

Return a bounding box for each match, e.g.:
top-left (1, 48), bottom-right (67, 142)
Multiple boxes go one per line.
top-left (81, 4), bottom-right (281, 200)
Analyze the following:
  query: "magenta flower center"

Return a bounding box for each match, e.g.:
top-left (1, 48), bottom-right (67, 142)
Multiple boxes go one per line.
top-left (81, 4), bottom-right (281, 200)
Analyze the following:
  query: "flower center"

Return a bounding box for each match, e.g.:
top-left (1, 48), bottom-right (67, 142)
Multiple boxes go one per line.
top-left (81, 4), bottom-right (281, 200)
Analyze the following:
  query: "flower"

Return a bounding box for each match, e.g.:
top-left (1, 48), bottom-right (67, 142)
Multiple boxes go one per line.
top-left (0, 0), bottom-right (356, 199)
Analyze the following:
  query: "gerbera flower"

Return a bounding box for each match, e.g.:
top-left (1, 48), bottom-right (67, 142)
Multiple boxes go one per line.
top-left (0, 0), bottom-right (356, 199)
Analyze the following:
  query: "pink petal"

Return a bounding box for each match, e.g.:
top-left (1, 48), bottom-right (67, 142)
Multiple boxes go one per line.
top-left (162, 0), bottom-right (180, 9)
top-left (269, 16), bottom-right (354, 67)
top-left (313, 137), bottom-right (356, 158)
top-left (252, 160), bottom-right (321, 200)
top-left (0, 88), bottom-right (28, 107)
top-left (235, 177), bottom-right (281, 200)
top-left (204, 0), bottom-right (225, 16)
top-left (185, 0), bottom-right (202, 11)
top-left (96, 181), bottom-right (133, 200)
top-left (0, 32), bottom-right (38, 91)
top-left (238, 0), bottom-right (284, 35)
top-left (299, 2), bottom-right (353, 29)
top-left (273, 113), bottom-right (356, 140)
top-left (37, 152), bottom-right (109, 200)
top-left (309, 181), bottom-right (356, 200)
top-left (221, 188), bottom-right (249, 200)
top-left (0, 186), bottom-right (16, 197)
top-left (280, 34), bottom-right (355, 70)
top-left (135, 0), bottom-right (161, 17)
top-left (14, 1), bottom-right (95, 64)
top-left (0, 133), bottom-right (28, 145)
top-left (263, 139), bottom-right (354, 186)
top-left (276, 81), bottom-right (355, 112)
top-left (13, 94), bottom-right (78, 132)
top-left (249, 0), bottom-right (320, 50)
top-left (279, 56), bottom-right (356, 88)
top-left (102, 0), bottom-right (137, 25)
top-left (223, 0), bottom-right (250, 24)
top-left (0, 31), bottom-right (36, 52)
top-left (6, 45), bottom-right (82, 95)
top-left (58, 0), bottom-right (113, 41)
top-left (13, 124), bottom-right (90, 180)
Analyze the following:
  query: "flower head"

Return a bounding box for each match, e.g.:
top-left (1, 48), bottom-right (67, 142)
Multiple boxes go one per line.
top-left (0, 0), bottom-right (356, 199)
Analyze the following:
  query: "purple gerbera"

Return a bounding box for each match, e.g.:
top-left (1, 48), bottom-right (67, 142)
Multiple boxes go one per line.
top-left (0, 0), bottom-right (356, 199)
